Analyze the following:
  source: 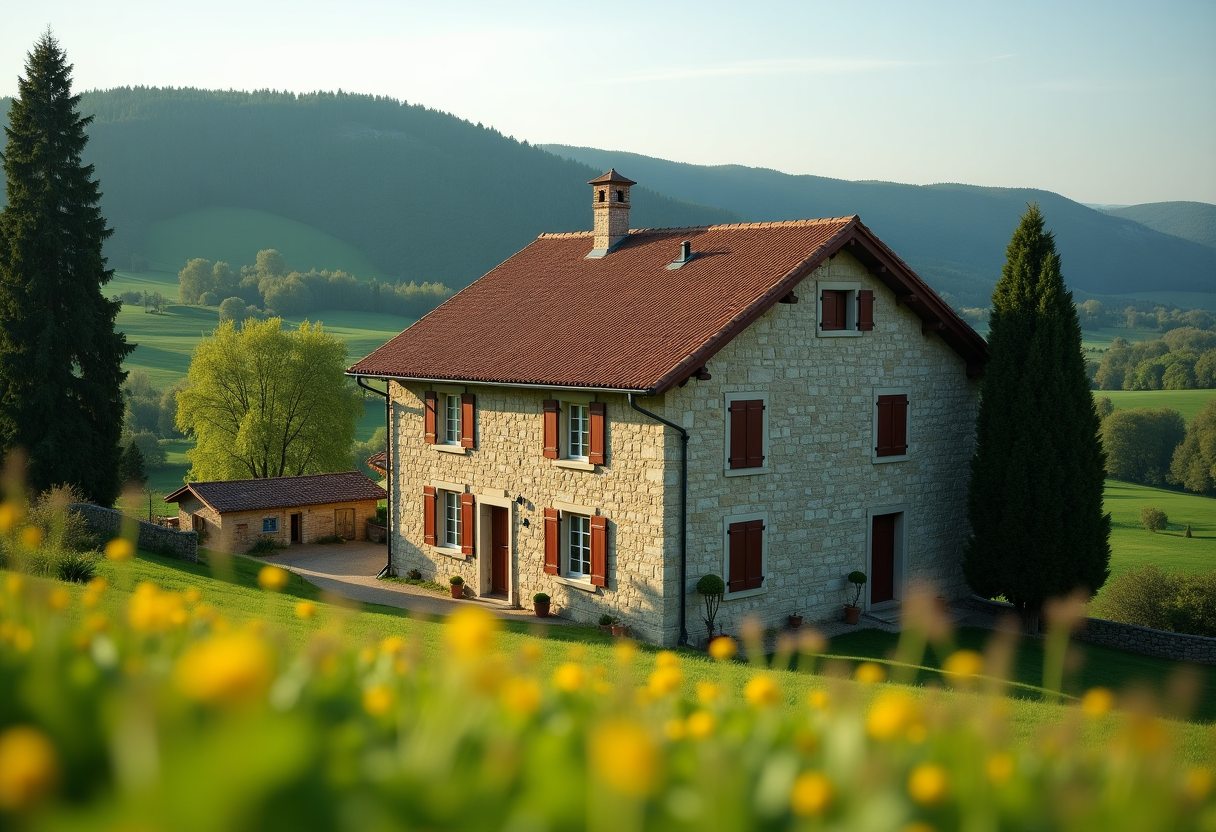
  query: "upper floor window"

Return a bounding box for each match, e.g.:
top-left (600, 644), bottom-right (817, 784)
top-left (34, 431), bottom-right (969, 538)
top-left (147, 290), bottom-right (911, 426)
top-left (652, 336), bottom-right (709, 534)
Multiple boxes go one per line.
top-left (568, 404), bottom-right (589, 460)
top-left (424, 390), bottom-right (476, 450)
top-left (543, 399), bottom-right (606, 465)
top-left (874, 391), bottom-right (910, 461)
top-left (725, 393), bottom-right (767, 475)
top-left (444, 394), bottom-right (461, 445)
top-left (818, 282), bottom-right (874, 336)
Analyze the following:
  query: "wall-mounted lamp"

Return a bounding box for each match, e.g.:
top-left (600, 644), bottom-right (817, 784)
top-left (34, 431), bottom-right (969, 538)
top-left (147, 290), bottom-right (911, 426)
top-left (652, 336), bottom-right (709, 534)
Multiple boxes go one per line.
top-left (515, 494), bottom-right (527, 506)
top-left (521, 518), bottom-right (530, 528)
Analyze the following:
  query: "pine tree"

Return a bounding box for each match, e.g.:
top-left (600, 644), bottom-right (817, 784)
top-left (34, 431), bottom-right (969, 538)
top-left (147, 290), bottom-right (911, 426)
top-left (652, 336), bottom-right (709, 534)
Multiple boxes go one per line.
top-left (962, 205), bottom-right (1110, 630)
top-left (0, 33), bottom-right (133, 505)
top-left (119, 441), bottom-right (147, 489)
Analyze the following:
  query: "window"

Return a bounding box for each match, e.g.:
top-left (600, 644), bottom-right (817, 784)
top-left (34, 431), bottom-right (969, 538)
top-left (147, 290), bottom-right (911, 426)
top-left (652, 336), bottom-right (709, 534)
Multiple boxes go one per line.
top-left (874, 391), bottom-right (909, 460)
top-left (725, 393), bottom-right (767, 474)
top-left (544, 507), bottom-right (607, 587)
top-left (443, 491), bottom-right (460, 547)
top-left (598, 189), bottom-right (606, 203)
top-left (725, 516), bottom-right (766, 596)
top-left (262, 517), bottom-right (279, 533)
top-left (424, 390), bottom-right (476, 449)
top-left (817, 282), bottom-right (873, 336)
top-left (543, 399), bottom-right (606, 465)
top-left (423, 486), bottom-right (474, 555)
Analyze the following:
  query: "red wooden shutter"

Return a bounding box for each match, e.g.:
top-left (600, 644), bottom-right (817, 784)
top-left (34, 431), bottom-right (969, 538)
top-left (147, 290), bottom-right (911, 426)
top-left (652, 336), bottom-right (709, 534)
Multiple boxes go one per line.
top-left (543, 508), bottom-right (560, 574)
top-left (857, 289), bottom-right (875, 331)
top-left (589, 402), bottom-right (606, 465)
top-left (423, 486), bottom-right (436, 545)
top-left (876, 395), bottom-right (908, 456)
top-left (460, 393), bottom-right (476, 449)
top-left (589, 515), bottom-right (607, 587)
top-left (745, 400), bottom-right (764, 467)
top-left (743, 520), bottom-right (765, 590)
top-left (727, 522), bottom-right (746, 591)
top-left (728, 400), bottom-right (748, 469)
top-left (543, 400), bottom-right (560, 459)
top-left (820, 290), bottom-right (837, 330)
top-left (423, 391), bottom-right (437, 444)
top-left (460, 493), bottom-right (475, 556)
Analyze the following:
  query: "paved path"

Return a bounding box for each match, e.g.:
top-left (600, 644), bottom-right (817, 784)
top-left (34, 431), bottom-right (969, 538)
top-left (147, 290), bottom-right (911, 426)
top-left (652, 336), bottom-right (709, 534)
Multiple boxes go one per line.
top-left (260, 542), bottom-right (576, 625)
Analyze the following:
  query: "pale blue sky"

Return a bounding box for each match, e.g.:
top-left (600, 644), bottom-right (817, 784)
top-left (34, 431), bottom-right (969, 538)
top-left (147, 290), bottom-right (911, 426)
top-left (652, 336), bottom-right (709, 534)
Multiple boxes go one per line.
top-left (3, 0), bottom-right (1213, 205)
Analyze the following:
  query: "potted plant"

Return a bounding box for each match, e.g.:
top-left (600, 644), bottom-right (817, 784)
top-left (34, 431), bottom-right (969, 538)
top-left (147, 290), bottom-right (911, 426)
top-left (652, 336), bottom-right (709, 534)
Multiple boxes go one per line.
top-left (844, 571), bottom-right (866, 624)
top-left (533, 592), bottom-right (551, 618)
top-left (788, 613), bottom-right (803, 629)
top-left (598, 613), bottom-right (615, 634)
top-left (697, 574), bottom-right (726, 646)
top-left (610, 620), bottom-right (630, 638)
top-left (449, 575), bottom-right (464, 599)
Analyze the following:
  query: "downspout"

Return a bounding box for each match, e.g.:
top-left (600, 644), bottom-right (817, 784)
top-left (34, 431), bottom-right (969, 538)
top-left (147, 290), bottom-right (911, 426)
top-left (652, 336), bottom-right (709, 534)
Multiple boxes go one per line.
top-left (629, 393), bottom-right (689, 647)
top-left (356, 376), bottom-right (395, 579)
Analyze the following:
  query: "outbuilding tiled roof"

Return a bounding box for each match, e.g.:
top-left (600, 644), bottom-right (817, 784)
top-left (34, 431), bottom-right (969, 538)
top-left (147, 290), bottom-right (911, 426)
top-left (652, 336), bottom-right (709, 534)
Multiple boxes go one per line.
top-left (348, 216), bottom-right (987, 392)
top-left (165, 471), bottom-right (386, 514)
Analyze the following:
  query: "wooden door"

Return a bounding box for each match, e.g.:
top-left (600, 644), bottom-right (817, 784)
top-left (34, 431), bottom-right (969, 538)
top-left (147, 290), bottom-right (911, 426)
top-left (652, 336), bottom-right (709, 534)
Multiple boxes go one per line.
top-left (290, 513), bottom-right (302, 544)
top-left (490, 506), bottom-right (509, 596)
top-left (335, 509), bottom-right (355, 540)
top-left (871, 513), bottom-right (896, 604)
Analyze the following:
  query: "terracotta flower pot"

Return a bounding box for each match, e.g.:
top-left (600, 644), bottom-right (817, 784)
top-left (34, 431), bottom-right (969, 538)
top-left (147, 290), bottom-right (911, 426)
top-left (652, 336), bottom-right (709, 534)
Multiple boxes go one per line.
top-left (450, 583), bottom-right (464, 599)
top-left (788, 615), bottom-right (803, 629)
top-left (534, 599), bottom-right (551, 618)
top-left (844, 605), bottom-right (861, 625)
top-left (610, 624), bottom-right (630, 638)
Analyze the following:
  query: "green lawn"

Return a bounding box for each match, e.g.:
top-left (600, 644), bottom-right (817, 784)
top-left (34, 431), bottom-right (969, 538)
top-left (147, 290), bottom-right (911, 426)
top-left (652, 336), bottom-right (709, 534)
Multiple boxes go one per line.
top-left (139, 206), bottom-right (391, 278)
top-left (1081, 326), bottom-right (1168, 356)
top-left (1103, 479), bottom-right (1216, 580)
top-left (1095, 388), bottom-right (1216, 422)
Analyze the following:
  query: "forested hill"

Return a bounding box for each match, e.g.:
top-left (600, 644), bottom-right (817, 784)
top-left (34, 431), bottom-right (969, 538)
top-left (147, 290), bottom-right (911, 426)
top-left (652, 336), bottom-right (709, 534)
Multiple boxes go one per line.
top-left (1104, 202), bottom-right (1216, 250)
top-left (543, 144), bottom-right (1216, 308)
top-left (0, 88), bottom-right (737, 289)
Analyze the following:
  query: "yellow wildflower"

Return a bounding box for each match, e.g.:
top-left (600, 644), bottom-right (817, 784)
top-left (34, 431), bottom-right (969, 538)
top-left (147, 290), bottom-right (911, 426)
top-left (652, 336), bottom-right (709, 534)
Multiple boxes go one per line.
top-left (128, 583), bottom-right (187, 633)
top-left (362, 684), bottom-right (394, 716)
top-left (519, 642), bottom-right (543, 665)
top-left (664, 718), bottom-right (686, 741)
top-left (444, 606), bottom-right (499, 657)
top-left (294, 601), bottom-right (317, 619)
top-left (867, 690), bottom-right (916, 741)
top-left (501, 677), bottom-right (543, 717)
top-left (183, 587), bottom-right (202, 605)
top-left (174, 631), bottom-right (274, 706)
top-left (12, 627), bottom-right (33, 653)
top-left (942, 649), bottom-right (984, 679)
top-left (708, 636), bottom-right (737, 661)
top-left (986, 753), bottom-right (1015, 786)
top-left (655, 650), bottom-right (679, 669)
top-left (808, 689), bottom-right (831, 710)
top-left (744, 674), bottom-right (781, 708)
top-left (0, 725), bottom-right (58, 811)
top-left (47, 587), bottom-right (70, 611)
top-left (1183, 767), bottom-right (1213, 802)
top-left (553, 662), bottom-right (586, 693)
top-left (589, 719), bottom-right (657, 798)
top-left (854, 662), bottom-right (886, 684)
top-left (647, 665), bottom-right (683, 697)
top-left (257, 565), bottom-right (289, 591)
top-left (686, 711), bottom-right (715, 739)
top-left (790, 770), bottom-right (832, 816)
top-left (5, 574), bottom-right (24, 596)
top-left (1080, 687), bottom-right (1115, 718)
top-left (20, 526), bottom-right (42, 548)
top-left (612, 638), bottom-right (638, 666)
top-left (0, 502), bottom-right (19, 534)
top-left (104, 538), bottom-right (134, 562)
top-left (696, 681), bottom-right (722, 705)
top-left (85, 613), bottom-right (109, 633)
top-left (908, 763), bottom-right (949, 805)
top-left (87, 576), bottom-right (108, 594)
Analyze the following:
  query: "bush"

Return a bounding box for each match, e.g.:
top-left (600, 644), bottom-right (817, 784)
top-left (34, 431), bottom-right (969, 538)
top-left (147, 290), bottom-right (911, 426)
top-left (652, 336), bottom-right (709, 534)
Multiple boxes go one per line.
top-left (247, 537), bottom-right (281, 556)
top-left (598, 614), bottom-right (615, 626)
top-left (532, 592), bottom-right (549, 603)
top-left (406, 568), bottom-right (422, 580)
top-left (449, 575), bottom-right (464, 586)
top-left (1140, 506), bottom-right (1168, 532)
top-left (375, 505), bottom-right (387, 525)
top-left (1091, 565), bottom-right (1216, 636)
top-left (314, 534), bottom-right (345, 544)
top-left (27, 486), bottom-right (92, 552)
top-left (56, 551), bottom-right (98, 583)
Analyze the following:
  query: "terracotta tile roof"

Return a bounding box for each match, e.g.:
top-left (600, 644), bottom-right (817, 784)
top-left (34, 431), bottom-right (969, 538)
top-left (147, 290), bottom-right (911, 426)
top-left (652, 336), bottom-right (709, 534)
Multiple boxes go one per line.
top-left (349, 216), bottom-right (987, 392)
top-left (365, 451), bottom-right (387, 476)
top-left (165, 471), bottom-right (386, 514)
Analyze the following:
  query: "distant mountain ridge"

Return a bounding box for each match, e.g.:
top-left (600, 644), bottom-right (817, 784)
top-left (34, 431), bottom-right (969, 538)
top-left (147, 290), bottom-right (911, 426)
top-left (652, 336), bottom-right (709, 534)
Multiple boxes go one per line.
top-left (0, 89), bottom-right (737, 290)
top-left (543, 145), bottom-right (1216, 308)
top-left (1103, 202), bottom-right (1216, 250)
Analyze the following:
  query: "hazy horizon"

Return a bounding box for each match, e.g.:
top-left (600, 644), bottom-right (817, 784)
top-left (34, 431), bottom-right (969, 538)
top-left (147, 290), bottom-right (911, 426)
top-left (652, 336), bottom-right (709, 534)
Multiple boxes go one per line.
top-left (2, 0), bottom-right (1214, 206)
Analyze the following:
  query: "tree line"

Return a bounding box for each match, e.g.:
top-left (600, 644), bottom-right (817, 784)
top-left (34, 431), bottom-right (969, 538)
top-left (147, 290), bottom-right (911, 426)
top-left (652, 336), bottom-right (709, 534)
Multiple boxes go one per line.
top-left (1098, 397), bottom-right (1216, 494)
top-left (177, 249), bottom-right (453, 320)
top-left (1093, 327), bottom-right (1216, 390)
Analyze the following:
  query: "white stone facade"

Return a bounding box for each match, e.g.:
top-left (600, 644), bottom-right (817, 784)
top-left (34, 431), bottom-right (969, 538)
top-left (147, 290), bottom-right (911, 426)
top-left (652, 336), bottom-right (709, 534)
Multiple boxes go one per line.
top-left (388, 250), bottom-right (978, 646)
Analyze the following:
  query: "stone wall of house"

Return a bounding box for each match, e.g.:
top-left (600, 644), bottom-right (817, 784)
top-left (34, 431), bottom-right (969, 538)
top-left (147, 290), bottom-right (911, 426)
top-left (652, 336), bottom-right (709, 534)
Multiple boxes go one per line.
top-left (659, 251), bottom-right (980, 643)
top-left (388, 382), bottom-right (676, 644)
top-left (70, 503), bottom-right (198, 562)
top-left (176, 497), bottom-right (379, 553)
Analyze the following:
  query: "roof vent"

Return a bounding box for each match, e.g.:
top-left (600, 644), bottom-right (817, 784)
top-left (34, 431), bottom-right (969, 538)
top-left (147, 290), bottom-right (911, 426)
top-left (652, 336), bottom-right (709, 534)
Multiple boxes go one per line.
top-left (666, 240), bottom-right (694, 270)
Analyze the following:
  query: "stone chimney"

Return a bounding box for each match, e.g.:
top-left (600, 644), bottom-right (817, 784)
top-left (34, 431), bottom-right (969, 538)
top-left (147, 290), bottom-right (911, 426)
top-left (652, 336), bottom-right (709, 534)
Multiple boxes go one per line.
top-left (586, 169), bottom-right (635, 258)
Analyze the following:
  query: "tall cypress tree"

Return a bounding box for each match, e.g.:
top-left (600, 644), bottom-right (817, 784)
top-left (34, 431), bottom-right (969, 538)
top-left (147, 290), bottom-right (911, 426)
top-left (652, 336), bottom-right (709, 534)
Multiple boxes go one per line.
top-left (0, 33), bottom-right (132, 505)
top-left (963, 205), bottom-right (1110, 630)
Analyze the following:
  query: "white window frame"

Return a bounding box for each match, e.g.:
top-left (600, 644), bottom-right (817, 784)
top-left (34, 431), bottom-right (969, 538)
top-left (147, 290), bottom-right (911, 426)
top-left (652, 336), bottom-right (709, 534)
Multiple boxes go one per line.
top-left (442, 393), bottom-right (461, 445)
top-left (553, 500), bottom-right (599, 590)
top-left (816, 280), bottom-right (863, 338)
top-left (723, 392), bottom-right (770, 478)
top-left (566, 513), bottom-right (592, 578)
top-left (441, 489), bottom-right (461, 549)
top-left (872, 387), bottom-right (911, 464)
top-left (551, 391), bottom-right (597, 471)
top-left (567, 403), bottom-right (590, 461)
top-left (722, 511), bottom-right (769, 600)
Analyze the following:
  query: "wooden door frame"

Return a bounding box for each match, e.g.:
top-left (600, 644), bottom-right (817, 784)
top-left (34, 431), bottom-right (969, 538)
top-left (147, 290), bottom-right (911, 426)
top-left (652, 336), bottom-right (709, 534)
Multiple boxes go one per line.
top-left (865, 505), bottom-right (908, 609)
top-left (476, 493), bottom-right (515, 605)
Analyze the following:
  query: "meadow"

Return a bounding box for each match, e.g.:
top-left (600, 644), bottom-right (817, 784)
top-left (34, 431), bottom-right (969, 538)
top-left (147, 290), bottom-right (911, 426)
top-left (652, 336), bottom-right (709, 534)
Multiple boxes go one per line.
top-left (1096, 388), bottom-right (1216, 422)
top-left (1102, 479), bottom-right (1216, 579)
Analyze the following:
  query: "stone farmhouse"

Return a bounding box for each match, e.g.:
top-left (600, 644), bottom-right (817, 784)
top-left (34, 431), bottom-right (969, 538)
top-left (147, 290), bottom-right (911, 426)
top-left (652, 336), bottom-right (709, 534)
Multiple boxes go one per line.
top-left (348, 171), bottom-right (988, 646)
top-left (166, 471), bottom-right (386, 553)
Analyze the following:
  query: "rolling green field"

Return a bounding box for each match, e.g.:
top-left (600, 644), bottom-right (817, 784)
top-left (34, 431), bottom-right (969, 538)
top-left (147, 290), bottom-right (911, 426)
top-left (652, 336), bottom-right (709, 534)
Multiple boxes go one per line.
top-left (139, 206), bottom-right (390, 278)
top-left (1095, 388), bottom-right (1216, 422)
top-left (1102, 479), bottom-right (1216, 581)
top-left (1080, 326), bottom-right (1169, 357)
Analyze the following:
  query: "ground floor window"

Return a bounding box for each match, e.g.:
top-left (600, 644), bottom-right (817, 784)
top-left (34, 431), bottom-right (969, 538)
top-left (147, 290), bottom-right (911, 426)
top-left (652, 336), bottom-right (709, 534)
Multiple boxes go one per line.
top-left (443, 491), bottom-right (460, 548)
top-left (567, 514), bottom-right (591, 578)
top-left (262, 516), bottom-right (279, 533)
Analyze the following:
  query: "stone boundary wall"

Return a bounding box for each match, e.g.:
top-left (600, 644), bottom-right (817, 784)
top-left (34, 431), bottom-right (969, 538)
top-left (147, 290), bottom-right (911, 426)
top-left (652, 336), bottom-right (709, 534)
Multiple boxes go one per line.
top-left (70, 503), bottom-right (198, 563)
top-left (968, 596), bottom-right (1216, 666)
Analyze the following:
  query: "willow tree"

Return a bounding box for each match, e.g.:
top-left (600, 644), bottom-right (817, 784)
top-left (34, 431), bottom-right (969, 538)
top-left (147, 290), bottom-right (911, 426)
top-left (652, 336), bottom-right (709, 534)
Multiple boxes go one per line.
top-left (963, 205), bottom-right (1110, 630)
top-left (0, 33), bottom-right (132, 504)
top-left (176, 318), bottom-right (362, 480)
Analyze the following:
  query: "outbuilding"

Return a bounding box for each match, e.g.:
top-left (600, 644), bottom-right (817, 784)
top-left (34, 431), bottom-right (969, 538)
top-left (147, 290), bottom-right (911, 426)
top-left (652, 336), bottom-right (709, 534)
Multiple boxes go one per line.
top-left (165, 471), bottom-right (387, 553)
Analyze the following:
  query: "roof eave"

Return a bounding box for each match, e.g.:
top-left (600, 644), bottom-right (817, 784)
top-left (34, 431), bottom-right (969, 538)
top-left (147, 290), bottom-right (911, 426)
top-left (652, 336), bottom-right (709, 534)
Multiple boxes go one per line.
top-left (345, 369), bottom-right (649, 395)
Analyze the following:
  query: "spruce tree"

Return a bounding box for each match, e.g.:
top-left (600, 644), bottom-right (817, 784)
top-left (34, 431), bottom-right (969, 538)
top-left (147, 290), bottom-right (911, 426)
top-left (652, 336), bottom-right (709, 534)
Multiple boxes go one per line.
top-left (962, 205), bottom-right (1110, 630)
top-left (0, 33), bottom-right (132, 504)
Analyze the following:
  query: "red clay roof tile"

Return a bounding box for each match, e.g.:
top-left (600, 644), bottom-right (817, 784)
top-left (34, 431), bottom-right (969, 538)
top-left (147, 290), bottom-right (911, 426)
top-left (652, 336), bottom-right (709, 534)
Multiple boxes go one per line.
top-left (165, 471), bottom-right (386, 514)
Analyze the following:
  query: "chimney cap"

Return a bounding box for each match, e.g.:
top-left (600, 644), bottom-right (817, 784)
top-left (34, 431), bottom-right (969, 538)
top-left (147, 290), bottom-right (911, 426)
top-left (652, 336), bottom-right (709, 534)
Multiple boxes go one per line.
top-left (588, 168), bottom-right (636, 186)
